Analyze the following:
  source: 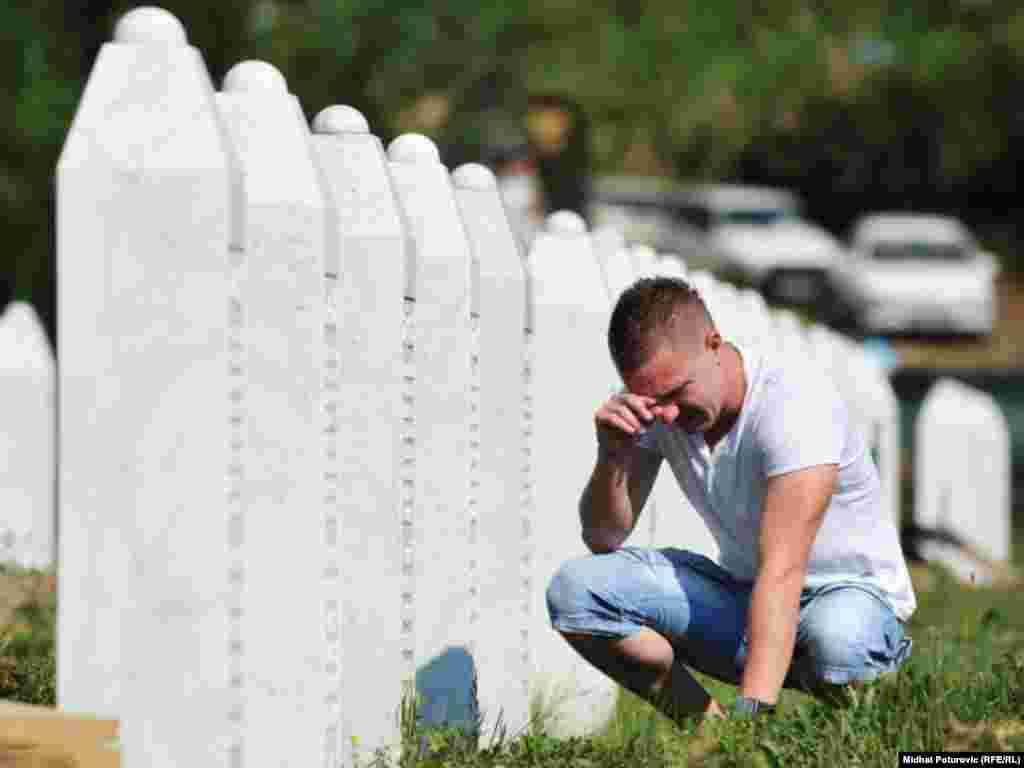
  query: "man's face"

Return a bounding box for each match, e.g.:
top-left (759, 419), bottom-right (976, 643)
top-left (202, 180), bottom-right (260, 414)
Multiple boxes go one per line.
top-left (622, 325), bottom-right (725, 434)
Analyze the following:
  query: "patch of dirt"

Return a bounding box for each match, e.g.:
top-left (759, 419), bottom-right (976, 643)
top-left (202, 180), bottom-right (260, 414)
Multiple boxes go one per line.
top-left (946, 717), bottom-right (1024, 751)
top-left (0, 571), bottom-right (55, 636)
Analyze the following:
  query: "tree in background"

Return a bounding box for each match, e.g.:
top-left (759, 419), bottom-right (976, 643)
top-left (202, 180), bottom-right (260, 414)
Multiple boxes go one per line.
top-left (7, 0), bottom-right (1024, 350)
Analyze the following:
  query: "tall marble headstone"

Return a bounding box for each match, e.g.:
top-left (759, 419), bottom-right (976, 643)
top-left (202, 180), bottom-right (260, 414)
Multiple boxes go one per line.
top-left (527, 211), bottom-right (619, 737)
top-left (387, 134), bottom-right (477, 731)
top-left (451, 163), bottom-right (531, 741)
top-left (311, 105), bottom-right (409, 762)
top-left (57, 8), bottom-right (234, 766)
top-left (215, 61), bottom-right (328, 768)
top-left (0, 302), bottom-right (55, 570)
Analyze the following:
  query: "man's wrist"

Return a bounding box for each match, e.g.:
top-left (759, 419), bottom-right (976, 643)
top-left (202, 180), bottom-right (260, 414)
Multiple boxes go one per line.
top-left (732, 696), bottom-right (777, 718)
top-left (597, 444), bottom-right (630, 466)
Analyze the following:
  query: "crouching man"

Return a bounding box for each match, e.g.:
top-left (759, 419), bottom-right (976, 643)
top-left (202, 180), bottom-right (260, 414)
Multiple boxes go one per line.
top-left (546, 277), bottom-right (916, 723)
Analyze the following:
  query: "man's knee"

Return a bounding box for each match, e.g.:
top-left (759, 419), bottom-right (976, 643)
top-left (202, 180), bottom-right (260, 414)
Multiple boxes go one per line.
top-left (545, 550), bottom-right (651, 638)
top-left (798, 587), bottom-right (909, 687)
top-left (545, 557), bottom-right (591, 622)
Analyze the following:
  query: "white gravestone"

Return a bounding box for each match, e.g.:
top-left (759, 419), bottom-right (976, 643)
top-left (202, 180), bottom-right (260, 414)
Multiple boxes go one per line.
top-left (451, 163), bottom-right (531, 741)
top-left (806, 326), bottom-right (901, 528)
top-left (653, 254), bottom-right (687, 279)
top-left (591, 226), bottom-right (634, 309)
top-left (734, 289), bottom-right (772, 351)
top-left (311, 105), bottom-right (409, 763)
top-left (216, 61), bottom-right (329, 768)
top-left (686, 271), bottom-right (735, 342)
top-left (57, 9), bottom-right (235, 766)
top-left (915, 378), bottom-right (1011, 566)
top-left (0, 301), bottom-right (55, 570)
top-left (835, 334), bottom-right (901, 528)
top-left (387, 134), bottom-right (477, 732)
top-left (770, 308), bottom-right (808, 361)
top-left (629, 243), bottom-right (660, 279)
top-left (713, 280), bottom-right (742, 337)
top-left (527, 211), bottom-right (618, 737)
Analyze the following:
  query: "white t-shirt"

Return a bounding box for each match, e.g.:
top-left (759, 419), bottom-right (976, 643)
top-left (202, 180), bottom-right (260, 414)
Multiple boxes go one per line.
top-left (637, 341), bottom-right (917, 620)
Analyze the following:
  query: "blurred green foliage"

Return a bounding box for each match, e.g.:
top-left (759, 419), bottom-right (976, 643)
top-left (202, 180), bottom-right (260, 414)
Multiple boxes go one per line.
top-left (6, 1), bottom-right (1024, 349)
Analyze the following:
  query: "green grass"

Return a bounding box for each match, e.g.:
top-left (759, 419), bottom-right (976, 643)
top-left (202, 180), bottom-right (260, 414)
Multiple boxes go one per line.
top-left (375, 559), bottom-right (1024, 768)
top-left (0, 564), bottom-right (56, 707)
top-left (2, 556), bottom-right (1021, 766)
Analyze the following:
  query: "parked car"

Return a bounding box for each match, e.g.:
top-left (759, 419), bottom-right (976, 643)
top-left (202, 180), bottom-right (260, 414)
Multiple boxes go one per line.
top-left (830, 213), bottom-right (1000, 337)
top-left (588, 177), bottom-right (843, 306)
top-left (696, 185), bottom-right (844, 308)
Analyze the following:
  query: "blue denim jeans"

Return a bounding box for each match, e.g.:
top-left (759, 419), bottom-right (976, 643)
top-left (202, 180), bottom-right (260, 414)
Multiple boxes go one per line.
top-left (546, 546), bottom-right (913, 692)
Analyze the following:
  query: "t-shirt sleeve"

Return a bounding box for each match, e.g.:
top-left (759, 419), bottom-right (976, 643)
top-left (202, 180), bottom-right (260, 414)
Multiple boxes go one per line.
top-left (754, 367), bottom-right (846, 477)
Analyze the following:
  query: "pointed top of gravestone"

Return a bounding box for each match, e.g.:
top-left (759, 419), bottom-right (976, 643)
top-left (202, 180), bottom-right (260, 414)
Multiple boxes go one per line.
top-left (546, 210), bottom-right (587, 235)
top-left (387, 133), bottom-right (441, 164)
top-left (113, 6), bottom-right (188, 45)
top-left (222, 60), bottom-right (288, 93)
top-left (452, 163), bottom-right (496, 190)
top-left (312, 105), bottom-right (370, 135)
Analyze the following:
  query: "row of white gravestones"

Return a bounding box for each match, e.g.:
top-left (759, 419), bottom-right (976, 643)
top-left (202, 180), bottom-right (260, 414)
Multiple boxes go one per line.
top-left (57, 7), bottom-right (629, 768)
top-left (0, 301), bottom-right (55, 570)
top-left (915, 378), bottom-right (1012, 573)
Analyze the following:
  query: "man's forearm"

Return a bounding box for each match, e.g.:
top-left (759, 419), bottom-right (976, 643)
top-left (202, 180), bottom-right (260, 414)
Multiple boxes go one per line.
top-left (739, 569), bottom-right (803, 703)
top-left (579, 448), bottom-right (635, 552)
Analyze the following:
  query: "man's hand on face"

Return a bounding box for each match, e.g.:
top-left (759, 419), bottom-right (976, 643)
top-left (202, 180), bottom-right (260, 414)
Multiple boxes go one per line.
top-left (594, 392), bottom-right (657, 464)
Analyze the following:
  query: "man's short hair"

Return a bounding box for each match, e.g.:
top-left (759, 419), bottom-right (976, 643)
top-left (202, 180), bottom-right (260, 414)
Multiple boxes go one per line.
top-left (608, 276), bottom-right (714, 375)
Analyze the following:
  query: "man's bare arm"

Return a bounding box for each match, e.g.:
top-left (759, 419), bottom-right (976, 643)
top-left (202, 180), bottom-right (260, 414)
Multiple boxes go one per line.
top-left (580, 392), bottom-right (662, 554)
top-left (580, 446), bottom-right (661, 553)
top-left (740, 463), bottom-right (837, 703)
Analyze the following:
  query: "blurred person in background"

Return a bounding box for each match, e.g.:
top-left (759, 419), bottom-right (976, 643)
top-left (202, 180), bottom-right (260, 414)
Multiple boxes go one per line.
top-left (489, 139), bottom-right (544, 255)
top-left (546, 276), bottom-right (916, 726)
top-left (526, 93), bottom-right (592, 222)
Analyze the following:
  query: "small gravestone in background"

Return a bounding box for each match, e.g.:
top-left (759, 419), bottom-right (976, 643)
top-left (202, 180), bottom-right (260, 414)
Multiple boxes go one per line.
top-left (915, 378), bottom-right (1012, 583)
top-left (0, 301), bottom-right (55, 571)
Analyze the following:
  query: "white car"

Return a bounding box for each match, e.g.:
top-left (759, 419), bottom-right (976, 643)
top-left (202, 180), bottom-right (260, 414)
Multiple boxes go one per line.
top-left (831, 213), bottom-right (1000, 336)
top-left (699, 185), bottom-right (845, 307)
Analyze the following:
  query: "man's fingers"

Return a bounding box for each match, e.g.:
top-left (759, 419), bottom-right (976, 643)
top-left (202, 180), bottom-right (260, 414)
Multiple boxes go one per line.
top-left (599, 405), bottom-right (649, 436)
top-left (616, 394), bottom-right (655, 424)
